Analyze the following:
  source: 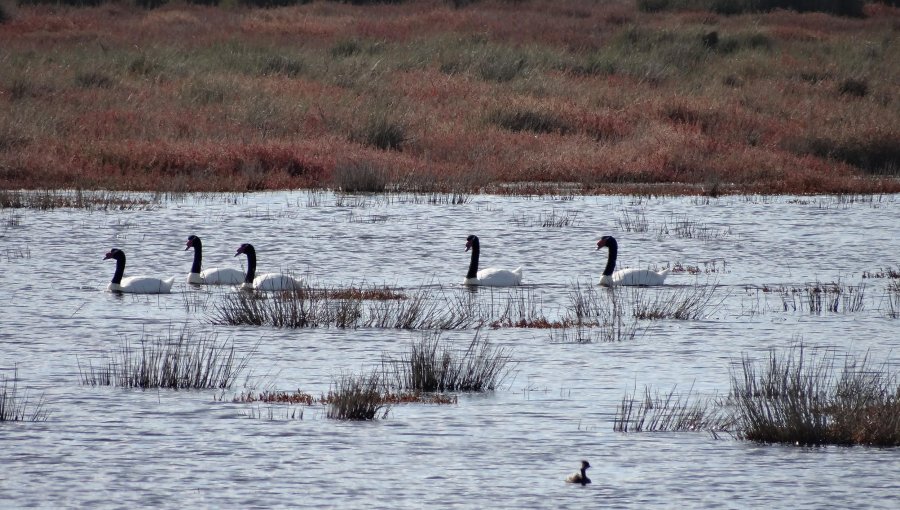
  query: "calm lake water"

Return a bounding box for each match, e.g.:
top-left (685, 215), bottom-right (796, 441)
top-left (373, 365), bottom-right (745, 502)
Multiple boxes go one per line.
top-left (2, 191), bottom-right (899, 509)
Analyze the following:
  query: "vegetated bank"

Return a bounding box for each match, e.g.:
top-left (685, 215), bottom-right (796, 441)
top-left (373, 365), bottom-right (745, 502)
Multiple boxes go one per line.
top-left (1, 0), bottom-right (898, 195)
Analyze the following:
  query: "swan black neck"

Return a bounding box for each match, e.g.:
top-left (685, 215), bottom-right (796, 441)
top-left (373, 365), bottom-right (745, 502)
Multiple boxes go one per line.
top-left (187, 236), bottom-right (203, 273)
top-left (466, 235), bottom-right (480, 279)
top-left (237, 244), bottom-right (257, 283)
top-left (106, 249), bottom-right (126, 284)
top-left (600, 236), bottom-right (618, 276)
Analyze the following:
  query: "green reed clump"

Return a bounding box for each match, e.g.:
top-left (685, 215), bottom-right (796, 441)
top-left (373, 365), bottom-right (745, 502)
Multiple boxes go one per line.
top-left (259, 55), bottom-right (305, 77)
top-left (78, 329), bottom-right (254, 390)
top-left (729, 345), bottom-right (900, 446)
top-left (384, 331), bottom-right (514, 392)
top-left (614, 384), bottom-right (732, 433)
top-left (332, 160), bottom-right (389, 192)
top-left (487, 108), bottom-right (571, 135)
top-left (788, 134), bottom-right (900, 175)
top-left (0, 367), bottom-right (50, 422)
top-left (352, 109), bottom-right (407, 152)
top-left (325, 370), bottom-right (389, 420)
top-left (638, 0), bottom-right (865, 17)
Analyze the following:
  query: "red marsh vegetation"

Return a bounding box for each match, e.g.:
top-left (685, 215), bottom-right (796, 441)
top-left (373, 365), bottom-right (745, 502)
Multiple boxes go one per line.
top-left (0, 0), bottom-right (898, 195)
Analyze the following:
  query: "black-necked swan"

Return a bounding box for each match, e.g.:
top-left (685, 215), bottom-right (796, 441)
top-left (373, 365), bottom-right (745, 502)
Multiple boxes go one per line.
top-left (185, 235), bottom-right (245, 285)
top-left (104, 248), bottom-right (175, 294)
top-left (565, 460), bottom-right (592, 486)
top-left (596, 235), bottom-right (669, 286)
top-left (464, 235), bottom-right (523, 286)
top-left (234, 243), bottom-right (303, 291)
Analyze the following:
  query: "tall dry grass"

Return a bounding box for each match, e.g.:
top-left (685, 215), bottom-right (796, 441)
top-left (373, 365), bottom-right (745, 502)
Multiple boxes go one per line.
top-left (1, 1), bottom-right (897, 194)
top-left (0, 366), bottom-right (50, 422)
top-left (78, 328), bottom-right (254, 390)
top-left (383, 331), bottom-right (514, 392)
top-left (729, 345), bottom-right (900, 446)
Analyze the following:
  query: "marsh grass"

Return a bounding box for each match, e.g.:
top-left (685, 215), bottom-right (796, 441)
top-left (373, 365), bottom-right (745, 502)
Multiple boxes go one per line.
top-left (0, 190), bottom-right (157, 210)
top-left (729, 345), bottom-right (900, 446)
top-left (351, 108), bottom-right (407, 152)
top-left (665, 260), bottom-right (727, 275)
top-left (241, 405), bottom-right (305, 421)
top-left (214, 284), bottom-right (560, 330)
top-left (630, 284), bottom-right (722, 320)
top-left (235, 389), bottom-right (456, 406)
top-left (885, 282), bottom-right (900, 319)
top-left (0, 367), bottom-right (50, 422)
top-left (78, 329), bottom-right (253, 390)
top-left (614, 384), bottom-right (732, 433)
top-left (332, 161), bottom-right (388, 192)
top-left (510, 209), bottom-right (578, 228)
top-left (775, 282), bottom-right (867, 314)
top-left (487, 107), bottom-right (570, 135)
top-left (615, 208), bottom-right (649, 233)
top-left (325, 370), bottom-right (389, 421)
top-left (384, 331), bottom-right (514, 392)
top-left (863, 267), bottom-right (900, 279)
top-left (659, 215), bottom-right (730, 240)
top-left (548, 317), bottom-right (644, 343)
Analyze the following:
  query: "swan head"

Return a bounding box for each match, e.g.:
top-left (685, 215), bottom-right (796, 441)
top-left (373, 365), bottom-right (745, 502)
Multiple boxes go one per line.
top-left (104, 248), bottom-right (125, 262)
top-left (465, 235), bottom-right (479, 252)
top-left (596, 235), bottom-right (617, 250)
top-left (235, 243), bottom-right (255, 257)
top-left (185, 235), bottom-right (201, 251)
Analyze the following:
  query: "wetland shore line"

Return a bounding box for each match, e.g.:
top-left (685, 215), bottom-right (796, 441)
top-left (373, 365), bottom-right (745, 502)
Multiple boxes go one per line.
top-left (1, 0), bottom-right (898, 195)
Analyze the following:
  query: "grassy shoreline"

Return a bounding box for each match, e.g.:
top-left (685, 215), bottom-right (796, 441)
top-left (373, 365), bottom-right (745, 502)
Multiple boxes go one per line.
top-left (1, 1), bottom-right (898, 195)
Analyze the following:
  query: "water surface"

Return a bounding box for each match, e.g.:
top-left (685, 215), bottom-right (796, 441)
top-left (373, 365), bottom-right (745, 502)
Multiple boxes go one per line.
top-left (2, 192), bottom-right (899, 508)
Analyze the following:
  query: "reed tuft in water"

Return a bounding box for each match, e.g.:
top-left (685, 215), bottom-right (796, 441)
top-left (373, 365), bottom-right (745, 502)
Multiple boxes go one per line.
top-left (773, 281), bottom-right (867, 314)
top-left (630, 284), bottom-right (722, 320)
top-left (614, 384), bottom-right (732, 433)
top-left (0, 367), bottom-right (50, 422)
top-left (384, 331), bottom-right (514, 392)
top-left (78, 329), bottom-right (254, 390)
top-left (324, 370), bottom-right (390, 421)
top-left (729, 345), bottom-right (900, 446)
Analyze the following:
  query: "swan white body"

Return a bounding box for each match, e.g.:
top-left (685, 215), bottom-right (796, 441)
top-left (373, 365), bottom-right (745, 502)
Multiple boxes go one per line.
top-left (242, 273), bottom-right (304, 292)
top-left (185, 235), bottom-right (245, 285)
top-left (464, 267), bottom-right (524, 287)
top-left (188, 268), bottom-right (245, 285)
top-left (600, 268), bottom-right (670, 287)
top-left (464, 235), bottom-right (523, 287)
top-left (104, 249), bottom-right (174, 294)
top-left (597, 236), bottom-right (668, 287)
top-left (235, 243), bottom-right (303, 291)
top-left (108, 277), bottom-right (176, 294)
